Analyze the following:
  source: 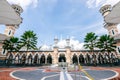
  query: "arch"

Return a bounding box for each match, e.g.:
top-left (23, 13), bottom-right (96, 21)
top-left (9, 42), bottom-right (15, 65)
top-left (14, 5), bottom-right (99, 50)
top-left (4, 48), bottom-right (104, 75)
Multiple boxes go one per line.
top-left (79, 54), bottom-right (84, 64)
top-left (8, 53), bottom-right (14, 59)
top-left (34, 54), bottom-right (39, 64)
top-left (21, 54), bottom-right (26, 64)
top-left (98, 53), bottom-right (104, 64)
top-left (92, 53), bottom-right (97, 65)
top-left (34, 52), bottom-right (40, 58)
top-left (14, 53), bottom-right (20, 64)
top-left (7, 52), bottom-right (14, 59)
top-left (6, 53), bottom-right (14, 64)
top-left (58, 54), bottom-right (66, 62)
top-left (27, 54), bottom-right (33, 64)
top-left (72, 54), bottom-right (78, 64)
top-left (26, 52), bottom-right (34, 59)
top-left (85, 54), bottom-right (91, 64)
top-left (47, 54), bottom-right (52, 64)
top-left (40, 54), bottom-right (46, 64)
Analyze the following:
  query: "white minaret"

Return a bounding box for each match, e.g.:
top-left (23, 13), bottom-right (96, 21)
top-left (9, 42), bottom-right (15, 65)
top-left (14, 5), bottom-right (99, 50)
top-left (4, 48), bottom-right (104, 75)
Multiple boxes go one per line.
top-left (4, 4), bottom-right (23, 37)
top-left (100, 5), bottom-right (120, 56)
top-left (66, 38), bottom-right (70, 48)
top-left (54, 36), bottom-right (59, 48)
top-left (100, 5), bottom-right (119, 37)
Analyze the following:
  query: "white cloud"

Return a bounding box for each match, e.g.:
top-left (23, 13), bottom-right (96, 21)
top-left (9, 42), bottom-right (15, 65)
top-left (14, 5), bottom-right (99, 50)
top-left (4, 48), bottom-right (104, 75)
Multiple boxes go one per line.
top-left (54, 37), bottom-right (84, 50)
top-left (7, 0), bottom-right (38, 10)
top-left (86, 0), bottom-right (120, 8)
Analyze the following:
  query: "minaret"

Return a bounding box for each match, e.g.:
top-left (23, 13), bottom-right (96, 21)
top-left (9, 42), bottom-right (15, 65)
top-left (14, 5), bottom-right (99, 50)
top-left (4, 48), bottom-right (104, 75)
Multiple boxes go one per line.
top-left (100, 5), bottom-right (119, 37)
top-left (66, 38), bottom-right (70, 48)
top-left (53, 37), bottom-right (59, 64)
top-left (66, 38), bottom-right (71, 64)
top-left (4, 4), bottom-right (23, 37)
top-left (54, 36), bottom-right (58, 48)
top-left (100, 5), bottom-right (120, 56)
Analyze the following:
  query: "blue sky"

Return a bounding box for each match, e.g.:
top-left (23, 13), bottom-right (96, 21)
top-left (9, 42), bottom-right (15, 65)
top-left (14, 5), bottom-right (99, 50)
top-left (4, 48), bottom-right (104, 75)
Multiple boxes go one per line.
top-left (0, 0), bottom-right (120, 47)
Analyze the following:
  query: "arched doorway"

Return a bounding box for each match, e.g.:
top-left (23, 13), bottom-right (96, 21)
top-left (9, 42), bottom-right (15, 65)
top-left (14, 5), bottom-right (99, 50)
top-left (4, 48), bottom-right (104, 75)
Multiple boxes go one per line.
top-left (28, 54), bottom-right (33, 65)
top-left (40, 54), bottom-right (46, 64)
top-left (72, 54), bottom-right (78, 64)
top-left (34, 54), bottom-right (39, 64)
top-left (98, 53), bottom-right (104, 64)
top-left (47, 54), bottom-right (52, 64)
top-left (58, 54), bottom-right (66, 62)
top-left (14, 54), bottom-right (20, 64)
top-left (21, 54), bottom-right (26, 64)
top-left (79, 54), bottom-right (84, 64)
top-left (85, 54), bottom-right (91, 64)
top-left (6, 53), bottom-right (14, 65)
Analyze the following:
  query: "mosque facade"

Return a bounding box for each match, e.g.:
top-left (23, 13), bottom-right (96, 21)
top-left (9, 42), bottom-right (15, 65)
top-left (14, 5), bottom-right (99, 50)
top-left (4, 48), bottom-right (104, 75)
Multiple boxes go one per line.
top-left (5, 38), bottom-right (118, 65)
top-left (0, 2), bottom-right (120, 65)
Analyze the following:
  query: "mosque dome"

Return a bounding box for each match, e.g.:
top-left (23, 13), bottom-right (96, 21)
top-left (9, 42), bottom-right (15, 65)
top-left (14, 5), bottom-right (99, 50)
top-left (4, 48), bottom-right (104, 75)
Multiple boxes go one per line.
top-left (39, 44), bottom-right (50, 51)
top-left (56, 40), bottom-right (67, 48)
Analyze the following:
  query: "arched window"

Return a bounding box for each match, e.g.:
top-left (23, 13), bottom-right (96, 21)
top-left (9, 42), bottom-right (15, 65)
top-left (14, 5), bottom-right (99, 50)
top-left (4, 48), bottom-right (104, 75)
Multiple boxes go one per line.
top-left (14, 54), bottom-right (20, 64)
top-left (28, 54), bottom-right (33, 64)
top-left (21, 54), bottom-right (26, 64)
top-left (8, 30), bottom-right (11, 35)
top-left (47, 54), bottom-right (52, 64)
top-left (72, 54), bottom-right (78, 64)
top-left (40, 54), bottom-right (46, 64)
top-left (58, 54), bottom-right (66, 62)
top-left (79, 54), bottom-right (84, 64)
top-left (34, 54), bottom-right (39, 64)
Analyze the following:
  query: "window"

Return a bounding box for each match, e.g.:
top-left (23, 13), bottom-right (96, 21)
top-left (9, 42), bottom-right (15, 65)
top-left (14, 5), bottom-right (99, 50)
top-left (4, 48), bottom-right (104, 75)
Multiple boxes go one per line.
top-left (9, 30), bottom-right (11, 35)
top-left (112, 30), bottom-right (115, 35)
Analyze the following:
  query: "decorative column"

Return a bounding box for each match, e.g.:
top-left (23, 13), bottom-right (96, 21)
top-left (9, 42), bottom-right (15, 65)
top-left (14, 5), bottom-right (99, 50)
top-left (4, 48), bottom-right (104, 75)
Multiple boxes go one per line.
top-left (66, 38), bottom-right (71, 64)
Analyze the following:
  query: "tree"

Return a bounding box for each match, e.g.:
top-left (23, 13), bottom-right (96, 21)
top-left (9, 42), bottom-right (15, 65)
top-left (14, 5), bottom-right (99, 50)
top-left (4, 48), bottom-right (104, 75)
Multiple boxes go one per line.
top-left (84, 32), bottom-right (98, 53)
top-left (3, 37), bottom-right (20, 67)
top-left (84, 32), bottom-right (98, 65)
top-left (97, 34), bottom-right (116, 65)
top-left (97, 34), bottom-right (116, 53)
top-left (20, 30), bottom-right (38, 51)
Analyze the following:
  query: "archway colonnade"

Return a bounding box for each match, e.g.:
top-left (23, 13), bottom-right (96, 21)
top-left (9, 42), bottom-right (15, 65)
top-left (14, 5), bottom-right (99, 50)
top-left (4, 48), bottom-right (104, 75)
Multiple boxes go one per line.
top-left (5, 51), bottom-right (119, 65)
top-left (6, 52), bottom-right (53, 65)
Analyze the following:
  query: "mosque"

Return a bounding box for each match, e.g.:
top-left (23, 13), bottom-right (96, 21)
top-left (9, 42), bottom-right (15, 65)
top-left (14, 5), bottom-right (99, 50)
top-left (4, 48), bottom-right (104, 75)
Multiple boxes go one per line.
top-left (0, 1), bottom-right (120, 65)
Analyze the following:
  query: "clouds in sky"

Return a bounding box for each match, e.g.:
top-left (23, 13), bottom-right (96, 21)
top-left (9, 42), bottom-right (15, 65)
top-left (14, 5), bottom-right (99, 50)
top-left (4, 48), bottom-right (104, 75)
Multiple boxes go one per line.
top-left (39, 37), bottom-right (84, 50)
top-left (86, 0), bottom-right (120, 8)
top-left (7, 0), bottom-right (38, 10)
top-left (3, 0), bottom-right (120, 46)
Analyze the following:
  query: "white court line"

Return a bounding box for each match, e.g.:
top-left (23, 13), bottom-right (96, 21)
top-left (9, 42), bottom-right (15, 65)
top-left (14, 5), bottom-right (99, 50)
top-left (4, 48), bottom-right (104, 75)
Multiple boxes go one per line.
top-left (65, 71), bottom-right (73, 80)
top-left (101, 70), bottom-right (119, 80)
top-left (60, 71), bottom-right (65, 80)
top-left (70, 74), bottom-right (90, 80)
top-left (10, 70), bottom-right (26, 80)
top-left (41, 74), bottom-right (59, 80)
top-left (10, 69), bottom-right (44, 80)
top-left (82, 69), bottom-right (119, 80)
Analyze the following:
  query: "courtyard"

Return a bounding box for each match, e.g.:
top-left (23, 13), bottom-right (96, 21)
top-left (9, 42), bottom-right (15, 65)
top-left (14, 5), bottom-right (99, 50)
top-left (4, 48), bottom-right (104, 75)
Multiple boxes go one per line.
top-left (0, 65), bottom-right (120, 80)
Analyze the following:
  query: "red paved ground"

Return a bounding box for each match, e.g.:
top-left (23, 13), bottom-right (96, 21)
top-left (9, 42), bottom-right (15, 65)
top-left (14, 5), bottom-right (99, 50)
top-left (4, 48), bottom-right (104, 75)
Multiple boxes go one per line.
top-left (0, 66), bottom-right (120, 80)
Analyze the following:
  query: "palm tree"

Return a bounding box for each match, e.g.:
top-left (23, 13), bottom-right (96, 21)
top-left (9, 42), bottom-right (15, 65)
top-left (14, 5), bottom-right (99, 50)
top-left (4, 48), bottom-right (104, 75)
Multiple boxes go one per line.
top-left (20, 30), bottom-right (38, 51)
top-left (19, 30), bottom-right (37, 65)
top-left (84, 32), bottom-right (98, 53)
top-left (84, 32), bottom-right (98, 65)
top-left (3, 37), bottom-right (20, 67)
top-left (97, 34), bottom-right (116, 65)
